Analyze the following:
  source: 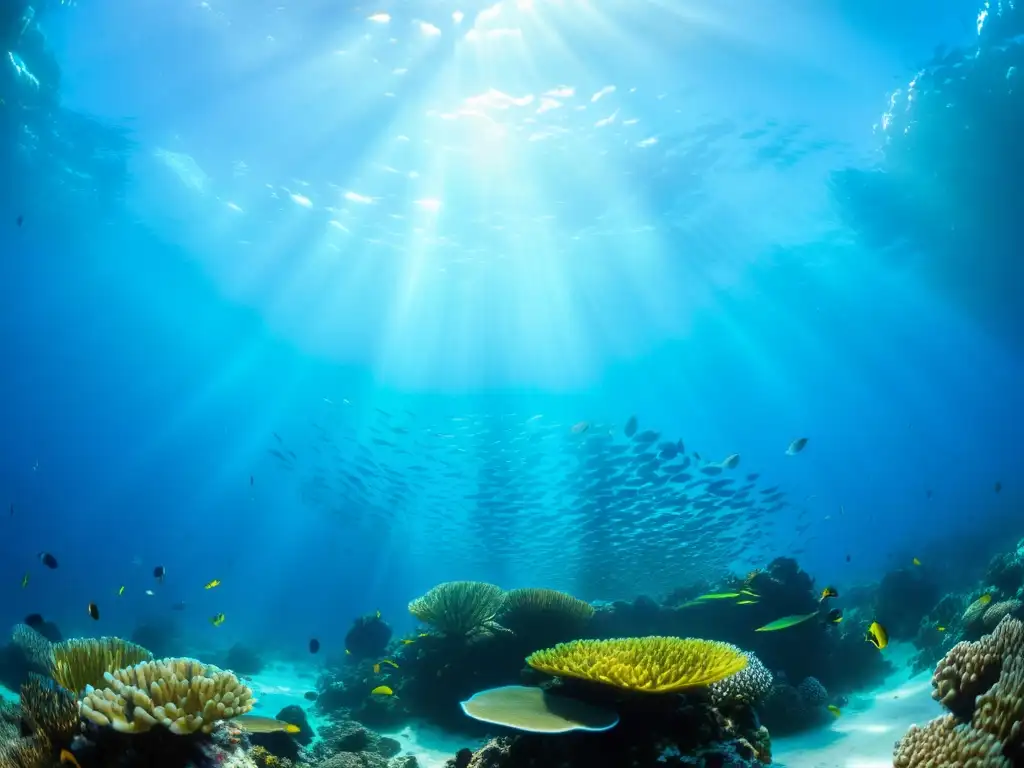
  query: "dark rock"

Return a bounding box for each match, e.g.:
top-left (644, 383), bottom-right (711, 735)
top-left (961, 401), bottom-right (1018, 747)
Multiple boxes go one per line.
top-left (345, 615), bottom-right (392, 659)
top-left (446, 748), bottom-right (473, 768)
top-left (224, 643), bottom-right (264, 676)
top-left (277, 705), bottom-right (314, 745)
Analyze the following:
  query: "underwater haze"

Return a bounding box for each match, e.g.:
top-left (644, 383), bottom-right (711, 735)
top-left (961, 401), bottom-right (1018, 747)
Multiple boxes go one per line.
top-left (2, 0), bottom-right (1024, 671)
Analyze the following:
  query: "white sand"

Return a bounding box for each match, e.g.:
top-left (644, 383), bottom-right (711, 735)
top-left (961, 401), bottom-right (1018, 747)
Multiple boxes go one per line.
top-left (381, 723), bottom-right (482, 768)
top-left (773, 644), bottom-right (942, 768)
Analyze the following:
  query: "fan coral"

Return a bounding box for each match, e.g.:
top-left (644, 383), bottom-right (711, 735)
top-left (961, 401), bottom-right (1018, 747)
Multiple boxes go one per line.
top-left (499, 588), bottom-right (594, 627)
top-left (408, 581), bottom-right (507, 638)
top-left (525, 636), bottom-right (747, 694)
top-left (79, 658), bottom-right (254, 734)
top-left (709, 652), bottom-right (773, 707)
top-left (51, 636), bottom-right (153, 695)
top-left (894, 714), bottom-right (1009, 767)
top-left (19, 673), bottom-right (77, 747)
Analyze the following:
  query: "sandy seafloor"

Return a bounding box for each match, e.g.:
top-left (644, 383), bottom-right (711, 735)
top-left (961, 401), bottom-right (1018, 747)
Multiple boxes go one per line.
top-left (0, 641), bottom-right (940, 768)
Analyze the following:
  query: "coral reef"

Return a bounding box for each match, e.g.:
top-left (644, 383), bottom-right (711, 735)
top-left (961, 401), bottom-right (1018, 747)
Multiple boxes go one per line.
top-left (344, 615), bottom-right (393, 660)
top-left (526, 637), bottom-right (747, 693)
top-left (895, 615), bottom-right (1024, 765)
top-left (496, 589), bottom-right (594, 644)
top-left (709, 652), bottom-right (773, 709)
top-left (80, 658), bottom-right (254, 734)
top-left (408, 582), bottom-right (507, 640)
top-left (249, 705), bottom-right (313, 762)
top-left (51, 637), bottom-right (153, 695)
top-left (875, 568), bottom-right (940, 641)
top-left (758, 675), bottom-right (832, 735)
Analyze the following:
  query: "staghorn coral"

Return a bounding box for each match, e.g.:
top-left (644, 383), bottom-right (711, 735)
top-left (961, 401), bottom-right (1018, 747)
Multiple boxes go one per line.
top-left (498, 588), bottom-right (594, 627)
top-left (526, 636), bottom-right (747, 694)
top-left (894, 714), bottom-right (1009, 767)
top-left (709, 652), bottom-right (773, 708)
top-left (933, 615), bottom-right (1024, 719)
top-left (19, 673), bottom-right (77, 748)
top-left (79, 658), bottom-right (253, 734)
top-left (408, 581), bottom-right (507, 639)
top-left (51, 637), bottom-right (153, 695)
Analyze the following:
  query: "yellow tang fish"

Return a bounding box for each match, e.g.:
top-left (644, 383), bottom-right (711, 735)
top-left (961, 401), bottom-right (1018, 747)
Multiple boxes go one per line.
top-left (418, 632), bottom-right (430, 638)
top-left (866, 621), bottom-right (888, 650)
top-left (912, 558), bottom-right (921, 566)
top-left (937, 626), bottom-right (947, 632)
top-left (827, 705), bottom-right (841, 718)
top-left (402, 639), bottom-right (416, 645)
top-left (210, 613), bottom-right (226, 627)
top-left (370, 685), bottom-right (393, 696)
top-left (819, 586), bottom-right (838, 602)
top-left (755, 612), bottom-right (819, 632)
top-left (373, 663), bottom-right (381, 674)
top-left (205, 579), bottom-right (221, 590)
top-left (118, 586), bottom-right (125, 596)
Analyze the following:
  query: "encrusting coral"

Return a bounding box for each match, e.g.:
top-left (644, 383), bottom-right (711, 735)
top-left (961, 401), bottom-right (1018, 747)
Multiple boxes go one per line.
top-left (79, 658), bottom-right (254, 734)
top-left (51, 636), bottom-right (153, 695)
top-left (408, 581), bottom-right (508, 639)
top-left (895, 616), bottom-right (1024, 766)
top-left (709, 651), bottom-right (773, 708)
top-left (525, 636), bottom-right (748, 693)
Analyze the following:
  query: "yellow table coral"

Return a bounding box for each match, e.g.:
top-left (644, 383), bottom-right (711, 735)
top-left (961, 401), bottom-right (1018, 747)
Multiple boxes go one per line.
top-left (526, 636), bottom-right (747, 694)
top-left (80, 658), bottom-right (254, 735)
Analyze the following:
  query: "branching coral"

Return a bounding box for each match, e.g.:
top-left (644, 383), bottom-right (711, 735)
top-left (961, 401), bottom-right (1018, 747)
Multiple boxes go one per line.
top-left (709, 652), bottom-right (772, 708)
top-left (79, 658), bottom-right (254, 734)
top-left (51, 637), bottom-right (153, 695)
top-left (408, 581), bottom-right (507, 638)
top-left (526, 637), bottom-right (747, 694)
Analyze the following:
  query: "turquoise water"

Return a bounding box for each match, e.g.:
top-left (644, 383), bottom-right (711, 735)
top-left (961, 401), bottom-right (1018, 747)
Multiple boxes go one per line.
top-left (2, 2), bottom-right (1024, 766)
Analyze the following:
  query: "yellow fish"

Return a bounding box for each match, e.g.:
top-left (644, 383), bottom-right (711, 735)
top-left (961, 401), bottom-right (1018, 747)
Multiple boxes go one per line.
top-left (233, 716), bottom-right (300, 734)
top-left (345, 649), bottom-right (351, 655)
top-left (979, 594), bottom-right (993, 605)
top-left (937, 626), bottom-right (947, 632)
top-left (205, 579), bottom-right (221, 590)
top-left (866, 621), bottom-right (888, 650)
top-left (60, 749), bottom-right (81, 768)
top-left (380, 659), bottom-right (399, 669)
top-left (697, 592), bottom-right (743, 600)
top-left (418, 632), bottom-right (430, 638)
top-left (370, 685), bottom-right (393, 696)
top-left (912, 558), bottom-right (921, 566)
top-left (739, 590), bottom-right (760, 598)
top-left (827, 705), bottom-right (841, 718)
top-left (375, 610), bottom-right (381, 619)
top-left (210, 613), bottom-right (226, 627)
top-left (736, 600), bottom-right (760, 605)
top-left (118, 585), bottom-right (125, 596)
top-left (21, 572), bottom-right (29, 589)
top-left (819, 586), bottom-right (838, 602)
top-left (402, 639), bottom-right (416, 645)
top-left (373, 663), bottom-right (381, 674)
top-left (755, 613), bottom-right (819, 632)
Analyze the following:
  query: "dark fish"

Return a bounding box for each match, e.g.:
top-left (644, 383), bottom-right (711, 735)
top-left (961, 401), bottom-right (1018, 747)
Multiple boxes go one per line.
top-left (38, 553), bottom-right (58, 569)
top-left (309, 638), bottom-right (320, 654)
top-left (624, 416), bottom-right (638, 438)
top-left (16, 215), bottom-right (23, 227)
top-left (153, 565), bottom-right (166, 581)
top-left (846, 554), bottom-right (851, 562)
top-left (995, 481), bottom-right (1002, 493)
top-left (250, 475), bottom-right (254, 486)
top-left (786, 437), bottom-right (808, 455)
top-left (87, 603), bottom-right (99, 620)
top-left (826, 608), bottom-right (843, 624)
top-left (24, 613), bottom-right (44, 628)
top-left (303, 691), bottom-right (318, 701)
top-left (926, 489), bottom-right (932, 499)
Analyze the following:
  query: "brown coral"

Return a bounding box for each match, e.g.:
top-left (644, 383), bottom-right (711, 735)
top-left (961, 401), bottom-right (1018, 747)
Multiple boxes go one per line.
top-left (973, 652), bottom-right (1024, 752)
top-left (894, 714), bottom-right (1009, 767)
top-left (984, 600), bottom-right (1023, 630)
top-left (933, 615), bottom-right (1024, 718)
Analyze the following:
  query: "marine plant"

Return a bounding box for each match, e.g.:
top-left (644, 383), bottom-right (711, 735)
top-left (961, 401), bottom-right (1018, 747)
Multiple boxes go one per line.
top-left (526, 636), bottom-right (748, 693)
top-left (50, 636), bottom-right (153, 695)
top-left (894, 615), bottom-right (1024, 765)
top-left (79, 658), bottom-right (254, 734)
top-left (408, 581), bottom-right (507, 639)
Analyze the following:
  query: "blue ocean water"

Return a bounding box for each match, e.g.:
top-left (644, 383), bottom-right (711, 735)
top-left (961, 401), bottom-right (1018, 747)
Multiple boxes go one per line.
top-left (1, 0), bottom-right (1022, 698)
